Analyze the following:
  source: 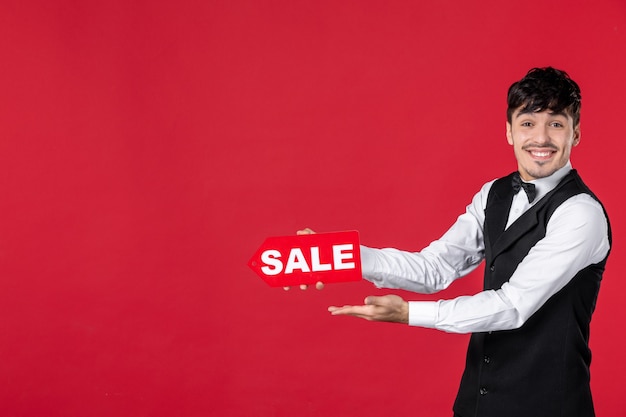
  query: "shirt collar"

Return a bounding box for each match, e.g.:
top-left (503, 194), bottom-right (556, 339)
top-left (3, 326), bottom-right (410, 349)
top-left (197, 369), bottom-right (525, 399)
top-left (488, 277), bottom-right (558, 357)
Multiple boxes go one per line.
top-left (526, 161), bottom-right (572, 203)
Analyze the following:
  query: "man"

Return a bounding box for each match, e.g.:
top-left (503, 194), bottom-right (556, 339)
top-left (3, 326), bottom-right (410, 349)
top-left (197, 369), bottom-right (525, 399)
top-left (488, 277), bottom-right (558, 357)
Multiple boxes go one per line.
top-left (301, 67), bottom-right (611, 417)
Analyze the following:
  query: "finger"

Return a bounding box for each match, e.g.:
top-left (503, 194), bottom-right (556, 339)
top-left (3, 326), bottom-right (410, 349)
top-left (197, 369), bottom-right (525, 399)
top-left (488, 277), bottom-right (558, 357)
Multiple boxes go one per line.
top-left (328, 305), bottom-right (352, 313)
top-left (328, 305), bottom-right (373, 317)
top-left (285, 283), bottom-right (323, 291)
top-left (297, 228), bottom-right (316, 235)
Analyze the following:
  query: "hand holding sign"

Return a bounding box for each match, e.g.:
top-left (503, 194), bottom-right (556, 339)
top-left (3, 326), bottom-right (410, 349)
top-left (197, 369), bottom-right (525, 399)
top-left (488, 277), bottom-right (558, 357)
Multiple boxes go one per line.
top-left (249, 229), bottom-right (408, 324)
top-left (248, 230), bottom-right (362, 288)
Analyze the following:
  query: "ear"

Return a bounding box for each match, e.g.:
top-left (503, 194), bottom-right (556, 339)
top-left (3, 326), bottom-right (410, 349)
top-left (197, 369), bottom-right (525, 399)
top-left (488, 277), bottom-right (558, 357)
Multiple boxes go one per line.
top-left (506, 121), bottom-right (513, 145)
top-left (572, 124), bottom-right (581, 147)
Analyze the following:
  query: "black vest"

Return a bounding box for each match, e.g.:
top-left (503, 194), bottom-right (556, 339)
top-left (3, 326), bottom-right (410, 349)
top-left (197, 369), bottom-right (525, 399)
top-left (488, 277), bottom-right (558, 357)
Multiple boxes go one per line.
top-left (453, 170), bottom-right (611, 417)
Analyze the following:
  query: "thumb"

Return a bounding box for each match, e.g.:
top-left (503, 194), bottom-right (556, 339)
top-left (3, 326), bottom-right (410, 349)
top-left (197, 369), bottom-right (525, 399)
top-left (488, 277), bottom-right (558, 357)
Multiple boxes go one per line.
top-left (366, 295), bottom-right (402, 307)
top-left (364, 295), bottom-right (386, 306)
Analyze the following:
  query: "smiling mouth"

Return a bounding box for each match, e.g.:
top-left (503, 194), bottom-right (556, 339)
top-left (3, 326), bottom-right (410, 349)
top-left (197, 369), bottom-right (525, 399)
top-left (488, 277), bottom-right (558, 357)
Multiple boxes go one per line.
top-left (523, 145), bottom-right (557, 160)
top-left (530, 150), bottom-right (554, 158)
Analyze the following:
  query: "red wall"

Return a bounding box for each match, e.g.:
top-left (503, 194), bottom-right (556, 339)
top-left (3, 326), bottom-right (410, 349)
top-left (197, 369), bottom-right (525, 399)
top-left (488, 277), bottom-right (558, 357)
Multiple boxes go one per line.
top-left (1, 1), bottom-right (625, 416)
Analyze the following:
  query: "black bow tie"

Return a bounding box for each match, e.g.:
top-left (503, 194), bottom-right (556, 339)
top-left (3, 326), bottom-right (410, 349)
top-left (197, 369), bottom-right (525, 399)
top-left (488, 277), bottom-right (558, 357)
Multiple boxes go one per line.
top-left (512, 173), bottom-right (537, 203)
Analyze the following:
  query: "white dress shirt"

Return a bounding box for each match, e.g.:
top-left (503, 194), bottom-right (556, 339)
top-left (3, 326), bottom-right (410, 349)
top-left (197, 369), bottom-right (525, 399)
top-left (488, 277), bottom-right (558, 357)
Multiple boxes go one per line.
top-left (360, 162), bottom-right (610, 333)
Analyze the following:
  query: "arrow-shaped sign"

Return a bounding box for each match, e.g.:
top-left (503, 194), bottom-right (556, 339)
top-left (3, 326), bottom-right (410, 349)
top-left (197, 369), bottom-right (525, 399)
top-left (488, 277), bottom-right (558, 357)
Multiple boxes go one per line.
top-left (248, 231), bottom-right (362, 287)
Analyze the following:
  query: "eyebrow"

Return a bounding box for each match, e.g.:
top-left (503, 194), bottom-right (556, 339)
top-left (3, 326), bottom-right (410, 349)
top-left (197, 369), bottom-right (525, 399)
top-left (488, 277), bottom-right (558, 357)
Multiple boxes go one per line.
top-left (514, 109), bottom-right (568, 119)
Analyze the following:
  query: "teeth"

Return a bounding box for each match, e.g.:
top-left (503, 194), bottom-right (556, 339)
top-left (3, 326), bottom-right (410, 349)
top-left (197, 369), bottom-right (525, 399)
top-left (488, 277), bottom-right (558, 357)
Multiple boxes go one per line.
top-left (531, 151), bottom-right (552, 157)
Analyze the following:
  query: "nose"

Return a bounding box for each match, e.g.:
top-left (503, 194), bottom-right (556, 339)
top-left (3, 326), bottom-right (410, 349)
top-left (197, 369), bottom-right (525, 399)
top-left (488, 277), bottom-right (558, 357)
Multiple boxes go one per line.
top-left (534, 125), bottom-right (551, 144)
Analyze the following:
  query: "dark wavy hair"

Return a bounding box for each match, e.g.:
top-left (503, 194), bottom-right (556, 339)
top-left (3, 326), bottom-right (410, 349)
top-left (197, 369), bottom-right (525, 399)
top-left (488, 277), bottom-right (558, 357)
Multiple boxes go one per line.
top-left (507, 67), bottom-right (581, 126)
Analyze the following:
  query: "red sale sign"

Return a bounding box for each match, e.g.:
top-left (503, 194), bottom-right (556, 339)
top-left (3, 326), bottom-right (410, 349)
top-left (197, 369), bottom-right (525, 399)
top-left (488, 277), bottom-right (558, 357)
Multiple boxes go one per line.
top-left (248, 231), bottom-right (362, 287)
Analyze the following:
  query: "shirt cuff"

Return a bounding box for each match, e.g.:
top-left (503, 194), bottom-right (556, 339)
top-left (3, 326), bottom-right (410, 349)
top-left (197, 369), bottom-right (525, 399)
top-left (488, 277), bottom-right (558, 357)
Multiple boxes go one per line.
top-left (408, 301), bottom-right (438, 328)
top-left (359, 245), bottom-right (377, 274)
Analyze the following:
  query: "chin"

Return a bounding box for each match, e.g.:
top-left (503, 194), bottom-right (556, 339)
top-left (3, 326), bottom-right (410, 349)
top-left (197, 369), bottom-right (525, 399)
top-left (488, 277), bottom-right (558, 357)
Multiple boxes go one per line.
top-left (525, 168), bottom-right (558, 180)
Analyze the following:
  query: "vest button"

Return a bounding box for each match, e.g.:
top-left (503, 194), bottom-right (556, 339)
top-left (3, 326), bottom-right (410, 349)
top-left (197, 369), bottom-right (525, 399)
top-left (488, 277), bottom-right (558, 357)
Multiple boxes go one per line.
top-left (490, 265), bottom-right (495, 272)
top-left (479, 387), bottom-right (488, 396)
top-left (483, 355), bottom-right (491, 364)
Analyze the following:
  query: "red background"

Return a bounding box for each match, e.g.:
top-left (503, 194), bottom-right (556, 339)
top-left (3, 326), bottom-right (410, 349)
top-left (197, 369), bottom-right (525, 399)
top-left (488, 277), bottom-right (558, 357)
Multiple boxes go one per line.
top-left (1, 1), bottom-right (625, 416)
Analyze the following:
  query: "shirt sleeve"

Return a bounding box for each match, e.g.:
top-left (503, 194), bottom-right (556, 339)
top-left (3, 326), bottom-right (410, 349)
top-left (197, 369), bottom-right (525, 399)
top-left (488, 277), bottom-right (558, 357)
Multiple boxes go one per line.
top-left (361, 181), bottom-right (492, 293)
top-left (413, 194), bottom-right (610, 333)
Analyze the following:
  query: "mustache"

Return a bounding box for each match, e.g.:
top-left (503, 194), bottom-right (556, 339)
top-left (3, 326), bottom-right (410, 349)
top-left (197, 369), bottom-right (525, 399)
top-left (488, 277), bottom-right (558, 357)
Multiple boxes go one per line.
top-left (521, 144), bottom-right (559, 151)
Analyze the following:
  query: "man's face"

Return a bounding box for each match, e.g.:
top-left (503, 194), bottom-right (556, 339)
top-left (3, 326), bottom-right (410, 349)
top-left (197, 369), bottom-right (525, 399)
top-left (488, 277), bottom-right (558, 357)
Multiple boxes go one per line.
top-left (506, 108), bottom-right (580, 181)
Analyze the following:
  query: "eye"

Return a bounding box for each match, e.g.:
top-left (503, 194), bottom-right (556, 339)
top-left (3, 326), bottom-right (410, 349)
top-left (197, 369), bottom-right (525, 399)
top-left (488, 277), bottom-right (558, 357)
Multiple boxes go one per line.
top-left (550, 121), bottom-right (564, 128)
top-left (521, 121), bottom-right (533, 127)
